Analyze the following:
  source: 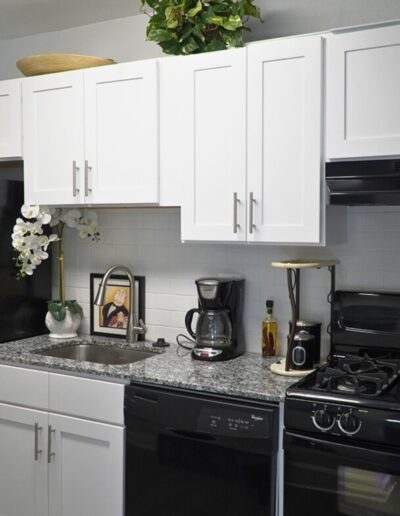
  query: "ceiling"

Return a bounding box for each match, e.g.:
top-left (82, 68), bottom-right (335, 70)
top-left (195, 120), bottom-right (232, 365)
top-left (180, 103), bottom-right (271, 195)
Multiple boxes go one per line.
top-left (0, 0), bottom-right (142, 40)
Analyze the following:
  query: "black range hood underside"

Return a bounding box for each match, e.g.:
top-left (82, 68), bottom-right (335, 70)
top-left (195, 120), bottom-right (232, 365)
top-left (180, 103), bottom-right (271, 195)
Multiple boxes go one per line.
top-left (326, 159), bottom-right (400, 206)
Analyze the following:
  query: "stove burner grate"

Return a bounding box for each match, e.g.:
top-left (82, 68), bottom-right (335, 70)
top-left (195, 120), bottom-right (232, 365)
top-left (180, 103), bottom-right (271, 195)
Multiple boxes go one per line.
top-left (313, 354), bottom-right (400, 397)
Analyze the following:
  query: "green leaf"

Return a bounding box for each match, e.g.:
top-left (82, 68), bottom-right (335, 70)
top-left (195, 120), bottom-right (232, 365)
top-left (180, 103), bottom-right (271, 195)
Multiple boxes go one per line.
top-left (65, 300), bottom-right (83, 317)
top-left (165, 6), bottom-right (183, 29)
top-left (191, 24), bottom-right (205, 42)
top-left (206, 14), bottom-right (242, 31)
top-left (147, 27), bottom-right (177, 43)
top-left (221, 29), bottom-right (243, 47)
top-left (243, 0), bottom-right (261, 20)
top-left (48, 302), bottom-right (66, 321)
top-left (179, 24), bottom-right (194, 42)
top-left (182, 36), bottom-right (200, 54)
top-left (204, 38), bottom-right (226, 52)
top-left (187, 0), bottom-right (202, 17)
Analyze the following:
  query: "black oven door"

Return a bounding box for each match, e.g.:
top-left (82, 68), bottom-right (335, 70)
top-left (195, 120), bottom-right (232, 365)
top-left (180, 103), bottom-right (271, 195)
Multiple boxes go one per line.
top-left (284, 431), bottom-right (400, 516)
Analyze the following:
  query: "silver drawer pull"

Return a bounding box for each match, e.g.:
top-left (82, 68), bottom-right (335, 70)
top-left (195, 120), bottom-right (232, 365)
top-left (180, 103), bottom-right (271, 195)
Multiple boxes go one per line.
top-left (233, 192), bottom-right (240, 233)
top-left (48, 425), bottom-right (55, 464)
top-left (249, 192), bottom-right (256, 234)
top-left (85, 160), bottom-right (92, 197)
top-left (34, 422), bottom-right (42, 461)
top-left (72, 161), bottom-right (80, 197)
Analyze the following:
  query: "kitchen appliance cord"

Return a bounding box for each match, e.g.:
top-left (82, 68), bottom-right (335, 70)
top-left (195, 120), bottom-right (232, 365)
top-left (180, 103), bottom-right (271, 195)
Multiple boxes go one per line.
top-left (176, 334), bottom-right (195, 355)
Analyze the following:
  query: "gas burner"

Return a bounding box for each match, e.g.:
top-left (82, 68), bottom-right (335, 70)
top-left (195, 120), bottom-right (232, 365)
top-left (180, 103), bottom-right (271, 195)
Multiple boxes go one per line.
top-left (313, 355), bottom-right (400, 397)
top-left (336, 354), bottom-right (400, 378)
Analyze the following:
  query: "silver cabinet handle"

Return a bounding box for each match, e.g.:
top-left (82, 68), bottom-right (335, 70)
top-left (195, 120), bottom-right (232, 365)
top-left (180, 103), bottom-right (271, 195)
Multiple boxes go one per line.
top-left (47, 425), bottom-right (55, 464)
top-left (34, 422), bottom-right (42, 461)
top-left (249, 192), bottom-right (256, 234)
top-left (233, 192), bottom-right (240, 234)
top-left (72, 161), bottom-right (80, 197)
top-left (84, 160), bottom-right (92, 197)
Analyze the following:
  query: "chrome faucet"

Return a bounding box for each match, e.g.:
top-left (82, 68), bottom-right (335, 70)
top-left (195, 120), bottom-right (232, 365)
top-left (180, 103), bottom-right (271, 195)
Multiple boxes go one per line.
top-left (94, 265), bottom-right (147, 344)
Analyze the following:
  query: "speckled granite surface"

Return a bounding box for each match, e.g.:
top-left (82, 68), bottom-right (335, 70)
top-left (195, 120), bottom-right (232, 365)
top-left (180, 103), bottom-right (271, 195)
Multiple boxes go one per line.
top-left (0, 335), bottom-right (297, 402)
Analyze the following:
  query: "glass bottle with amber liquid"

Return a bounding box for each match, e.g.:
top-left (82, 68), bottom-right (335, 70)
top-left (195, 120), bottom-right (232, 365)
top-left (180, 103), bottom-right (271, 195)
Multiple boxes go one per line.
top-left (262, 300), bottom-right (277, 357)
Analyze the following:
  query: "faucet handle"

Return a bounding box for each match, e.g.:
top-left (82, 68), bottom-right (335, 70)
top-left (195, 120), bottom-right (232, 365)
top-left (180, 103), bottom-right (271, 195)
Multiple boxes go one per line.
top-left (134, 319), bottom-right (148, 335)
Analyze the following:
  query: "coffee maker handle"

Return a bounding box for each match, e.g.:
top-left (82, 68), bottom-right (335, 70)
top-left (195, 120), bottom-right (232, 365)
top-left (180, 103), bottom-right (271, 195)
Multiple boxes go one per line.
top-left (185, 309), bottom-right (200, 339)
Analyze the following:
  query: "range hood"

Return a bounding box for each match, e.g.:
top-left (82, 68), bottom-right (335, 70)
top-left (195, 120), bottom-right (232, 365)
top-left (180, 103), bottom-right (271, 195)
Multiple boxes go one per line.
top-left (326, 159), bottom-right (400, 206)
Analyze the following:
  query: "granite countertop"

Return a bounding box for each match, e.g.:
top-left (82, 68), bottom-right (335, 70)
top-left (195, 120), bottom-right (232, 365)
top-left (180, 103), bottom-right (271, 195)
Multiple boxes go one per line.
top-left (0, 335), bottom-right (298, 403)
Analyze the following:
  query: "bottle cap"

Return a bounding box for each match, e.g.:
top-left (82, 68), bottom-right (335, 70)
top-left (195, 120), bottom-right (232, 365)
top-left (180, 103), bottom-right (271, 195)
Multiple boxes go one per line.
top-left (266, 299), bottom-right (274, 308)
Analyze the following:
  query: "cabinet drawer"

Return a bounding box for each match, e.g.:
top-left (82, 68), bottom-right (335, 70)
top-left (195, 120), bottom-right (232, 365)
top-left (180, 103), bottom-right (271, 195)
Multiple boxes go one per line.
top-left (0, 364), bottom-right (48, 409)
top-left (49, 373), bottom-right (124, 425)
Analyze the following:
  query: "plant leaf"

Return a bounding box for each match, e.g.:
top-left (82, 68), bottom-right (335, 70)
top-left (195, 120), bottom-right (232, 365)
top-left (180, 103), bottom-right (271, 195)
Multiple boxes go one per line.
top-left (187, 0), bottom-right (202, 17)
top-left (165, 6), bottom-right (183, 29)
top-left (204, 38), bottom-right (226, 52)
top-left (65, 300), bottom-right (83, 317)
top-left (48, 302), bottom-right (66, 321)
top-left (182, 36), bottom-right (200, 54)
top-left (243, 0), bottom-right (261, 20)
top-left (206, 14), bottom-right (242, 31)
top-left (147, 27), bottom-right (177, 42)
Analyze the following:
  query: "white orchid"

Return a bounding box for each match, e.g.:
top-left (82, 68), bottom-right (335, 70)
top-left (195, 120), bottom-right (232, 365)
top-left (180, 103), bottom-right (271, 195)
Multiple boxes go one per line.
top-left (12, 205), bottom-right (100, 280)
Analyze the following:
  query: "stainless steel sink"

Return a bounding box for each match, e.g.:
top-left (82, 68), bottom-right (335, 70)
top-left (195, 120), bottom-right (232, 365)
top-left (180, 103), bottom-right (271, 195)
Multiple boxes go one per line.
top-left (35, 344), bottom-right (157, 365)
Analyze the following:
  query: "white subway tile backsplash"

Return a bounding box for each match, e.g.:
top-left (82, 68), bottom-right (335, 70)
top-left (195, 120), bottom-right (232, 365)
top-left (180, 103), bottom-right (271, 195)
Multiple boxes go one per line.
top-left (55, 206), bottom-right (400, 355)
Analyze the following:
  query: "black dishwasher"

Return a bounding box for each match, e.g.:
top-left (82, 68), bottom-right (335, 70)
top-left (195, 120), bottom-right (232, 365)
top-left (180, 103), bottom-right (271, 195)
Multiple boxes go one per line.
top-left (125, 384), bottom-right (278, 516)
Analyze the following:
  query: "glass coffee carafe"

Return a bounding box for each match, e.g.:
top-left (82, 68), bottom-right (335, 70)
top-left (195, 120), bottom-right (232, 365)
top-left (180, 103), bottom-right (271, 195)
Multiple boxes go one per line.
top-left (185, 308), bottom-right (232, 347)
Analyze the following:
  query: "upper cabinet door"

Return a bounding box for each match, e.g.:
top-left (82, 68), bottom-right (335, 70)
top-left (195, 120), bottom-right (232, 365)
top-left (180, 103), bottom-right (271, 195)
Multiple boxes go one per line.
top-left (84, 61), bottom-right (159, 205)
top-left (23, 71), bottom-right (85, 205)
top-left (247, 36), bottom-right (323, 244)
top-left (326, 24), bottom-right (400, 159)
top-left (161, 49), bottom-right (247, 241)
top-left (0, 79), bottom-right (22, 159)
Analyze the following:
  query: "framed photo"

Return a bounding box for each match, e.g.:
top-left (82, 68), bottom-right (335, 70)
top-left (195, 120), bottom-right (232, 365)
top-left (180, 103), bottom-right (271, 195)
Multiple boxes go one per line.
top-left (90, 273), bottom-right (145, 340)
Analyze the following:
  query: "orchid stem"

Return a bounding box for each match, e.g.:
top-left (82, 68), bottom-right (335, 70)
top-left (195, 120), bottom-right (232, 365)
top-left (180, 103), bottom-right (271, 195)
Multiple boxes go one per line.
top-left (58, 223), bottom-right (65, 305)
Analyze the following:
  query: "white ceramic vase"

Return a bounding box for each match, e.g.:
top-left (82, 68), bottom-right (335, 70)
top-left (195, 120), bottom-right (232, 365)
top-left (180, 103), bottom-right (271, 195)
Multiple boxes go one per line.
top-left (45, 308), bottom-right (81, 339)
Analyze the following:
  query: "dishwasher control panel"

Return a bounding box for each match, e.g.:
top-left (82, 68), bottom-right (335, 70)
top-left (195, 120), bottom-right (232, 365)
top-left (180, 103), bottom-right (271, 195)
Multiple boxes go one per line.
top-left (197, 407), bottom-right (270, 438)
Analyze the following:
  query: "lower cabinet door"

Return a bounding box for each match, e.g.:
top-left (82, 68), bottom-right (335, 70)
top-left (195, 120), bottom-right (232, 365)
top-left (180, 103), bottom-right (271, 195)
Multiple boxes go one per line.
top-left (48, 413), bottom-right (124, 516)
top-left (0, 403), bottom-right (48, 516)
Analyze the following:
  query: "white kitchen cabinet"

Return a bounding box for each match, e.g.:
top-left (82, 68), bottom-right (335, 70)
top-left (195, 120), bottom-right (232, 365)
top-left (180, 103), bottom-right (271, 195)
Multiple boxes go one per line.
top-left (0, 79), bottom-right (22, 159)
top-left (167, 37), bottom-right (323, 244)
top-left (84, 61), bottom-right (159, 204)
top-left (23, 61), bottom-right (159, 206)
top-left (326, 24), bottom-right (400, 159)
top-left (0, 403), bottom-right (48, 516)
top-left (23, 71), bottom-right (85, 205)
top-left (0, 366), bottom-right (125, 516)
top-left (160, 49), bottom-right (247, 241)
top-left (48, 413), bottom-right (124, 516)
top-left (247, 35), bottom-right (323, 244)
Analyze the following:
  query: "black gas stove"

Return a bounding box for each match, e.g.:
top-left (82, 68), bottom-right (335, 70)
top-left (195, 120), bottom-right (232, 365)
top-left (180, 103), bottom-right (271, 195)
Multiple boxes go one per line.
top-left (284, 290), bottom-right (400, 516)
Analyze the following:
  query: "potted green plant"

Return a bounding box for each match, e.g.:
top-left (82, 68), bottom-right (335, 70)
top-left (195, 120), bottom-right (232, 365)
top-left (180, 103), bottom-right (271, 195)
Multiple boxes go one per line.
top-left (141, 0), bottom-right (262, 55)
top-left (12, 206), bottom-right (100, 338)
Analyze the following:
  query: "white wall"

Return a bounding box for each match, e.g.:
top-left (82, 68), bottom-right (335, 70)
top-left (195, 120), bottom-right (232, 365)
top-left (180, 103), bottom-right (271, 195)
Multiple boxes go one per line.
top-left (248, 0), bottom-right (400, 41)
top-left (0, 15), bottom-right (163, 80)
top-left (1, 0), bottom-right (400, 79)
top-left (56, 206), bottom-right (400, 356)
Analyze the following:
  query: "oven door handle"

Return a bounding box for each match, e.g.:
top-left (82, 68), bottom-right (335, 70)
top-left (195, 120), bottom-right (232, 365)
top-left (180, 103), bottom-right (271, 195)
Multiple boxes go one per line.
top-left (285, 431), bottom-right (400, 464)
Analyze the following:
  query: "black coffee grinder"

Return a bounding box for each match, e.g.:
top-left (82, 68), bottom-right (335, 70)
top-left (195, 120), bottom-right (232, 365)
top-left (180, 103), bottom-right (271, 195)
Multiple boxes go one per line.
top-left (185, 277), bottom-right (245, 361)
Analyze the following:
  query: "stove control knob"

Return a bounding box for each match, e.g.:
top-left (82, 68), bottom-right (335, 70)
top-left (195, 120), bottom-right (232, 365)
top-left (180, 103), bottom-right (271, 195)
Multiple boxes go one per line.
top-left (312, 409), bottom-right (335, 431)
top-left (338, 413), bottom-right (361, 435)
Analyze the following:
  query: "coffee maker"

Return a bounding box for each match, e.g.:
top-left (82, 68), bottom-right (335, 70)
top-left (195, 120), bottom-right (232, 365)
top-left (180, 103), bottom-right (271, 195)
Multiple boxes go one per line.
top-left (185, 277), bottom-right (245, 361)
